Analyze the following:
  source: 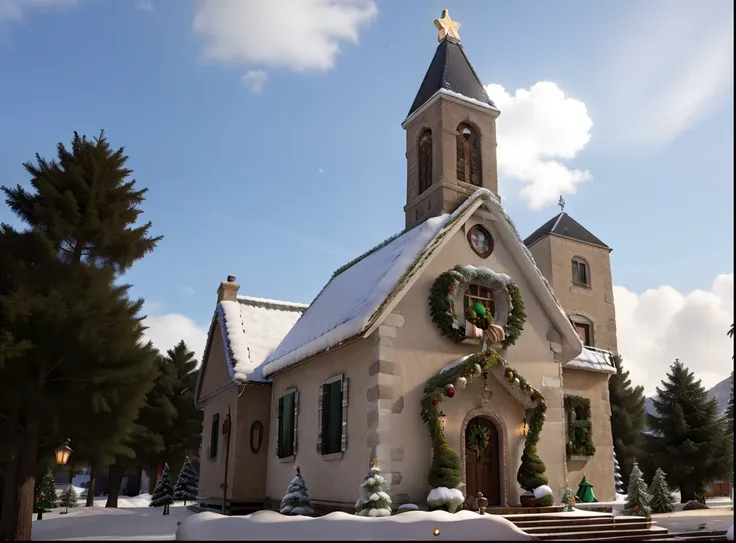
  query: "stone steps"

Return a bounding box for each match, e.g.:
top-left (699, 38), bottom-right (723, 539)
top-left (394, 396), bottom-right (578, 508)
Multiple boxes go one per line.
top-left (502, 512), bottom-right (669, 541)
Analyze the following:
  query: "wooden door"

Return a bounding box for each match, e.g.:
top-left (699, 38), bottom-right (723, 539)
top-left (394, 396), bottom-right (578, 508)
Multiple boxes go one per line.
top-left (465, 417), bottom-right (501, 505)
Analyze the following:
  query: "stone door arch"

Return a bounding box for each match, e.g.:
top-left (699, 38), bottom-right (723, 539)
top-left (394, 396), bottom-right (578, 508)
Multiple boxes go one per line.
top-left (460, 408), bottom-right (510, 507)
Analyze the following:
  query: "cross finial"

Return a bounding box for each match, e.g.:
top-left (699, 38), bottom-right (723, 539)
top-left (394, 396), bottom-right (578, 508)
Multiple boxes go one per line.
top-left (558, 195), bottom-right (566, 212)
top-left (434, 9), bottom-right (461, 42)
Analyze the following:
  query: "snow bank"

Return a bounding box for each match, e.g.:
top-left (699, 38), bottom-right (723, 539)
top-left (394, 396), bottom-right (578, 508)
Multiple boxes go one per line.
top-left (727, 524), bottom-right (733, 542)
top-left (176, 510), bottom-right (534, 540)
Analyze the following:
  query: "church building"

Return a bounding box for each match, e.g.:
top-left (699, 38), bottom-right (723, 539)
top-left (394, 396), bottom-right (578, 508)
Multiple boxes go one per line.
top-left (194, 10), bottom-right (618, 514)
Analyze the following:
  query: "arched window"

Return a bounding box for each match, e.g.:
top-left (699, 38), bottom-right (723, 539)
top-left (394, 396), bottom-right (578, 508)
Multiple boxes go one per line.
top-left (418, 129), bottom-right (432, 194)
top-left (570, 315), bottom-right (594, 347)
top-left (571, 257), bottom-right (591, 287)
top-left (456, 123), bottom-right (482, 186)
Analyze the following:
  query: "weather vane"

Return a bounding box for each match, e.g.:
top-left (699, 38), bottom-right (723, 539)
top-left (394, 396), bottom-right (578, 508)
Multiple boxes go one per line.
top-left (558, 195), bottom-right (566, 212)
top-left (434, 9), bottom-right (461, 42)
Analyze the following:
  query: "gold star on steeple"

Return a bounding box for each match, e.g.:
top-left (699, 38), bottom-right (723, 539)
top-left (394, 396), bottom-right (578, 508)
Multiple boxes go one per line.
top-left (434, 9), bottom-right (461, 42)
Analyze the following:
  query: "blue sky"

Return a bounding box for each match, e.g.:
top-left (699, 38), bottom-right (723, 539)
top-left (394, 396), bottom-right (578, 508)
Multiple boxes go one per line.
top-left (0, 0), bottom-right (732, 393)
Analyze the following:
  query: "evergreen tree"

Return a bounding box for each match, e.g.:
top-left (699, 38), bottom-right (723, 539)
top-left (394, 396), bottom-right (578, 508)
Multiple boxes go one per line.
top-left (174, 457), bottom-right (198, 505)
top-left (624, 462), bottom-right (651, 517)
top-left (280, 466), bottom-right (314, 516)
top-left (609, 354), bottom-right (646, 489)
top-left (644, 359), bottom-right (731, 502)
top-left (149, 464), bottom-right (174, 515)
top-left (355, 460), bottom-right (392, 517)
top-left (59, 486), bottom-right (78, 509)
top-left (648, 468), bottom-right (675, 514)
top-left (613, 451), bottom-right (624, 494)
top-left (34, 471), bottom-right (59, 519)
top-left (0, 130), bottom-right (161, 539)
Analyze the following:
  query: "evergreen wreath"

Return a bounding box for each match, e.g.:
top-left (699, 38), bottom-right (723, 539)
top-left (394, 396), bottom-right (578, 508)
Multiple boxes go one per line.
top-left (428, 265), bottom-right (526, 349)
top-left (564, 395), bottom-right (596, 457)
top-left (467, 425), bottom-right (490, 460)
top-left (421, 350), bottom-right (548, 494)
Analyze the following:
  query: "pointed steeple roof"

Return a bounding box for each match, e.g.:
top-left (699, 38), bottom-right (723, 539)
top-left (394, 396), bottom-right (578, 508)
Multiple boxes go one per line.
top-left (524, 212), bottom-right (610, 250)
top-left (407, 37), bottom-right (495, 117)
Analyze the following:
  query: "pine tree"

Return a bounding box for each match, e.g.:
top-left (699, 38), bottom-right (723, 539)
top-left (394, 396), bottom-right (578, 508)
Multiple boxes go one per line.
top-left (149, 464), bottom-right (174, 515)
top-left (644, 359), bottom-right (732, 502)
top-left (0, 130), bottom-right (162, 539)
top-left (59, 486), bottom-right (78, 509)
top-left (613, 451), bottom-right (624, 494)
top-left (280, 466), bottom-right (315, 516)
top-left (609, 354), bottom-right (646, 489)
top-left (355, 459), bottom-right (392, 517)
top-left (174, 456), bottom-right (199, 505)
top-left (624, 462), bottom-right (651, 517)
top-left (649, 468), bottom-right (675, 514)
top-left (34, 470), bottom-right (59, 519)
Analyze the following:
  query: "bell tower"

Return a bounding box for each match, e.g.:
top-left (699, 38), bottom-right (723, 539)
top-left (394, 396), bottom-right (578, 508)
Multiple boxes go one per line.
top-left (403, 10), bottom-right (501, 230)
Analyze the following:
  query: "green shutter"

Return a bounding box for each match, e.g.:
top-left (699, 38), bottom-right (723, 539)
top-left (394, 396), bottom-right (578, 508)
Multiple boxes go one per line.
top-left (317, 384), bottom-right (323, 454)
top-left (327, 380), bottom-right (342, 454)
top-left (341, 378), bottom-right (349, 452)
top-left (293, 390), bottom-right (299, 454)
top-left (282, 393), bottom-right (295, 457)
top-left (210, 413), bottom-right (219, 459)
top-left (276, 397), bottom-right (284, 457)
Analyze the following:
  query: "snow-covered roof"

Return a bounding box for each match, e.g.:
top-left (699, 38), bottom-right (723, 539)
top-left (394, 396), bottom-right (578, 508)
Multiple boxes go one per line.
top-left (195, 296), bottom-right (306, 399)
top-left (563, 346), bottom-right (616, 375)
top-left (261, 188), bottom-right (583, 378)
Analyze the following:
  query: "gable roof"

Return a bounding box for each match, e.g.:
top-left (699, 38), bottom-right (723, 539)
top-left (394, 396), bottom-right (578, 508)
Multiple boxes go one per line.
top-left (524, 212), bottom-right (610, 250)
top-left (194, 296), bottom-right (306, 402)
top-left (408, 37), bottom-right (496, 118)
top-left (261, 188), bottom-right (584, 378)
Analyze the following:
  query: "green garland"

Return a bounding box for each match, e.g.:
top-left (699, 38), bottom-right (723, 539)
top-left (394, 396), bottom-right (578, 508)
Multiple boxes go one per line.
top-left (564, 395), bottom-right (596, 457)
top-left (420, 350), bottom-right (548, 494)
top-left (428, 266), bottom-right (526, 349)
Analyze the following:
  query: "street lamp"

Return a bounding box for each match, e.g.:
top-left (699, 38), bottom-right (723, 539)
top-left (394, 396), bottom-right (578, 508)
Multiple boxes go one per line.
top-left (55, 439), bottom-right (73, 515)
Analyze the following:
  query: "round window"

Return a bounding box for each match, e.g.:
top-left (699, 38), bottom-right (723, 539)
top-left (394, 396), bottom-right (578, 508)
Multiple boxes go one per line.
top-left (467, 225), bottom-right (494, 258)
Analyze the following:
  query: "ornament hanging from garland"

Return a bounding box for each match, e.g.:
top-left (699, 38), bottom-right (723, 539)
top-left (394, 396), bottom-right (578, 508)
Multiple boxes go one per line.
top-left (428, 265), bottom-right (526, 349)
top-left (467, 425), bottom-right (491, 460)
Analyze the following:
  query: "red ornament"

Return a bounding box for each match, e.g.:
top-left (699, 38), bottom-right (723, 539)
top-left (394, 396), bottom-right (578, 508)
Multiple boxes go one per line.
top-left (531, 393), bottom-right (538, 400)
top-left (447, 388), bottom-right (456, 398)
top-left (633, 505), bottom-right (639, 512)
top-left (432, 397), bottom-right (439, 407)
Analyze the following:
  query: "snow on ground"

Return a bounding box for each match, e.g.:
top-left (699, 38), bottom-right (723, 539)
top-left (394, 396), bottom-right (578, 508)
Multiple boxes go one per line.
top-left (53, 490), bottom-right (188, 508)
top-left (32, 505), bottom-right (193, 541)
top-left (176, 510), bottom-right (535, 540)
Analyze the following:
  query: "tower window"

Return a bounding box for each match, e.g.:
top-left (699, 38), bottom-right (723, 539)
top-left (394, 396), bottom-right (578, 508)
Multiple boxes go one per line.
top-left (456, 123), bottom-right (482, 186)
top-left (572, 258), bottom-right (590, 287)
top-left (418, 129), bottom-right (432, 195)
top-left (574, 322), bottom-right (592, 347)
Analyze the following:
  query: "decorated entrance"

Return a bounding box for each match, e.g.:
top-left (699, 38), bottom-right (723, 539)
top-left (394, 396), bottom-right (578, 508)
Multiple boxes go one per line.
top-left (465, 417), bottom-right (500, 505)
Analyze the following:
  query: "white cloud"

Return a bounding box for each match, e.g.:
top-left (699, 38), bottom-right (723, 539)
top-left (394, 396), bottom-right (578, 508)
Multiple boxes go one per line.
top-left (134, 0), bottom-right (153, 12)
top-left (241, 70), bottom-right (268, 94)
top-left (485, 82), bottom-right (593, 210)
top-left (0, 0), bottom-right (77, 22)
top-left (601, 1), bottom-right (734, 150)
top-left (614, 273), bottom-right (734, 396)
top-left (192, 0), bottom-right (377, 86)
top-left (142, 310), bottom-right (209, 365)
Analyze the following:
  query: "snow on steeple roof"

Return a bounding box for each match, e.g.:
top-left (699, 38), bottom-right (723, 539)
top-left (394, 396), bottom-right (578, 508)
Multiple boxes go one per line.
top-left (524, 212), bottom-right (610, 250)
top-left (261, 188), bottom-right (584, 378)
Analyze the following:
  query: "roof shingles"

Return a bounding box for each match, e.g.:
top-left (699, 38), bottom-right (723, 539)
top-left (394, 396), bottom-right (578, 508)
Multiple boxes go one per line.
top-left (523, 212), bottom-right (610, 250)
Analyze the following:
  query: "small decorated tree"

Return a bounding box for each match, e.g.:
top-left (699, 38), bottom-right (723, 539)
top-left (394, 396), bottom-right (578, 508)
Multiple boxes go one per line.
top-left (561, 487), bottom-right (576, 512)
top-left (427, 443), bottom-right (464, 512)
top-left (174, 456), bottom-right (199, 506)
top-left (280, 466), bottom-right (315, 516)
top-left (150, 463), bottom-right (175, 515)
top-left (356, 459), bottom-right (392, 517)
top-left (35, 470), bottom-right (59, 519)
top-left (59, 486), bottom-right (78, 509)
top-left (648, 467), bottom-right (675, 514)
top-left (624, 460), bottom-right (651, 517)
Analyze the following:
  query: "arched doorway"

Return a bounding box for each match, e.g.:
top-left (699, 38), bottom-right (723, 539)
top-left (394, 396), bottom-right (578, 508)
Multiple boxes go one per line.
top-left (465, 417), bottom-right (501, 505)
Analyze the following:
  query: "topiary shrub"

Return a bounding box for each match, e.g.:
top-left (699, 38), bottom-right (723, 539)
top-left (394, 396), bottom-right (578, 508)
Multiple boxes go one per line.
top-left (538, 495), bottom-right (554, 507)
top-left (428, 443), bottom-right (461, 490)
top-left (517, 402), bottom-right (548, 491)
